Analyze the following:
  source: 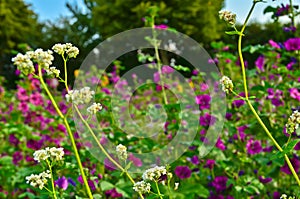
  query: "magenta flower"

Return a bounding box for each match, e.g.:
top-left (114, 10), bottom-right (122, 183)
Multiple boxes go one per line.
top-left (290, 88), bottom-right (300, 101)
top-left (204, 159), bottom-right (215, 169)
top-left (284, 38), bottom-right (300, 51)
top-left (128, 153), bottom-right (143, 167)
top-left (199, 113), bottom-right (216, 126)
top-left (268, 40), bottom-right (281, 49)
top-left (212, 176), bottom-right (228, 192)
top-left (16, 86), bottom-right (29, 101)
top-left (105, 188), bottom-right (122, 198)
top-left (187, 155), bottom-right (200, 165)
top-left (55, 176), bottom-right (68, 190)
top-left (12, 151), bottom-right (23, 165)
top-left (17, 102), bottom-right (29, 114)
top-left (154, 24), bottom-right (168, 30)
top-left (29, 92), bottom-right (44, 106)
top-left (255, 55), bottom-right (265, 72)
top-left (162, 65), bottom-right (174, 74)
top-left (196, 94), bottom-right (211, 110)
top-left (9, 134), bottom-right (19, 146)
top-left (246, 139), bottom-right (262, 155)
top-left (174, 166), bottom-right (192, 179)
top-left (216, 137), bottom-right (226, 151)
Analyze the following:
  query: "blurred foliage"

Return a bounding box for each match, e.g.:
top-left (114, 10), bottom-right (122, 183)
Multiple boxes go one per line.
top-left (0, 0), bottom-right (43, 87)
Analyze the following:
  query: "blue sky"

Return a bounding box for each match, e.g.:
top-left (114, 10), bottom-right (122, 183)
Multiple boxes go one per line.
top-left (24, 0), bottom-right (298, 23)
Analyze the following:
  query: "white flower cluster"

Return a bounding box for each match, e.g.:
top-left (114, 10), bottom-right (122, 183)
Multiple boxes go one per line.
top-left (65, 87), bottom-right (95, 105)
top-left (33, 147), bottom-right (64, 163)
top-left (46, 66), bottom-right (60, 78)
top-left (87, 102), bottom-right (103, 114)
top-left (286, 110), bottom-right (300, 134)
top-left (219, 10), bottom-right (236, 26)
top-left (25, 170), bottom-right (51, 190)
top-left (220, 76), bottom-right (234, 94)
top-left (116, 144), bottom-right (127, 160)
top-left (52, 43), bottom-right (79, 58)
top-left (142, 166), bottom-right (167, 181)
top-left (11, 53), bottom-right (35, 75)
top-left (12, 49), bottom-right (54, 75)
top-left (133, 181), bottom-right (151, 194)
top-left (280, 194), bottom-right (296, 199)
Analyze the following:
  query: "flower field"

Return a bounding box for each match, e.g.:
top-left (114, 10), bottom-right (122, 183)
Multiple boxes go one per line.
top-left (0, 0), bottom-right (300, 199)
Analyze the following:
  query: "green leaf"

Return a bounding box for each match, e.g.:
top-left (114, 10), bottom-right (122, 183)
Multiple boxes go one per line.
top-left (283, 139), bottom-right (300, 154)
top-left (100, 181), bottom-right (115, 191)
top-left (0, 156), bottom-right (13, 165)
top-left (270, 151), bottom-right (284, 161)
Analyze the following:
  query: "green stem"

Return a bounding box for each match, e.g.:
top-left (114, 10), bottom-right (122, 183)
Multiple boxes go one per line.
top-left (37, 65), bottom-right (93, 198)
top-left (63, 55), bottom-right (69, 91)
top-left (46, 160), bottom-right (57, 199)
top-left (237, 1), bottom-right (300, 187)
top-left (73, 106), bottom-right (145, 199)
top-left (151, 15), bottom-right (168, 105)
top-left (289, 0), bottom-right (295, 27)
top-left (155, 181), bottom-right (163, 199)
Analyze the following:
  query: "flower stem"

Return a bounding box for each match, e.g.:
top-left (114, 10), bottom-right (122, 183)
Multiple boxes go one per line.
top-left (155, 181), bottom-right (163, 199)
top-left (73, 106), bottom-right (145, 199)
top-left (37, 65), bottom-right (93, 198)
top-left (151, 15), bottom-right (168, 105)
top-left (237, 1), bottom-right (300, 187)
top-left (46, 160), bottom-right (57, 199)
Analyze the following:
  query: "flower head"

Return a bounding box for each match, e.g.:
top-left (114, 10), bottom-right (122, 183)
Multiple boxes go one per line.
top-left (12, 53), bottom-right (34, 75)
top-left (142, 166), bottom-right (167, 181)
top-left (52, 43), bottom-right (79, 58)
top-left (46, 67), bottom-right (60, 78)
top-left (285, 110), bottom-right (300, 135)
top-left (219, 10), bottom-right (236, 26)
top-left (87, 102), bottom-right (103, 114)
top-left (116, 144), bottom-right (127, 160)
top-left (65, 87), bottom-right (95, 105)
top-left (220, 76), bottom-right (233, 94)
top-left (25, 170), bottom-right (51, 190)
top-left (284, 38), bottom-right (300, 51)
top-left (133, 181), bottom-right (151, 194)
top-left (174, 166), bottom-right (191, 179)
top-left (33, 147), bottom-right (64, 162)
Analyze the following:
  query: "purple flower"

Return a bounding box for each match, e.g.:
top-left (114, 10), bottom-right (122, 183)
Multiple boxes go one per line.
top-left (273, 192), bottom-right (281, 199)
top-left (12, 151), bottom-right (23, 165)
top-left (199, 113), bottom-right (216, 126)
top-left (153, 72), bottom-right (160, 83)
top-left (216, 137), bottom-right (226, 151)
top-left (281, 156), bottom-right (300, 175)
top-left (187, 155), bottom-right (200, 165)
top-left (17, 102), bottom-right (29, 114)
top-left (232, 99), bottom-right (244, 108)
top-left (26, 139), bottom-right (43, 150)
top-left (104, 157), bottom-right (117, 171)
top-left (212, 176), bottom-right (228, 192)
top-left (196, 94), bottom-right (211, 110)
top-left (174, 166), bottom-right (192, 179)
top-left (258, 176), bottom-right (272, 184)
top-left (204, 159), bottom-right (215, 169)
top-left (233, 125), bottom-right (247, 141)
top-left (55, 176), bottom-right (68, 190)
top-left (16, 86), bottom-right (29, 101)
top-left (105, 188), bottom-right (122, 198)
top-left (255, 56), bottom-right (265, 72)
top-left (246, 139), bottom-right (262, 155)
top-left (290, 88), bottom-right (300, 101)
top-left (284, 38), bottom-right (300, 51)
top-left (9, 134), bottom-right (19, 146)
top-left (68, 178), bottom-right (76, 186)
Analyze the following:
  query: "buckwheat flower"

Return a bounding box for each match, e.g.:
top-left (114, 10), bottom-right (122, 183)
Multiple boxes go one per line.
top-left (174, 182), bottom-right (179, 190)
top-left (47, 147), bottom-right (64, 161)
top-left (87, 102), bottom-right (103, 114)
top-left (142, 166), bottom-right (167, 181)
top-left (133, 181), bottom-right (151, 194)
top-left (33, 149), bottom-right (50, 162)
top-left (66, 46), bottom-right (79, 58)
top-left (52, 43), bottom-right (65, 55)
top-left (220, 76), bottom-right (233, 94)
top-left (285, 110), bottom-right (300, 134)
top-left (46, 67), bottom-right (60, 78)
top-left (26, 170), bottom-right (51, 190)
top-left (31, 49), bottom-right (54, 70)
top-left (116, 144), bottom-right (127, 160)
top-left (219, 10), bottom-right (236, 26)
top-left (65, 87), bottom-right (95, 105)
top-left (12, 53), bottom-right (35, 75)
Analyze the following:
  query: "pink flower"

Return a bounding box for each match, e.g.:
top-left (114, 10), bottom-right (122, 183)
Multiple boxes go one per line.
top-left (16, 86), bottom-right (29, 101)
top-left (29, 92), bottom-right (44, 106)
top-left (216, 137), bottom-right (226, 151)
top-left (268, 40), bottom-right (280, 49)
top-left (154, 24), bottom-right (168, 30)
top-left (284, 38), bottom-right (300, 51)
top-left (289, 88), bottom-right (300, 101)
